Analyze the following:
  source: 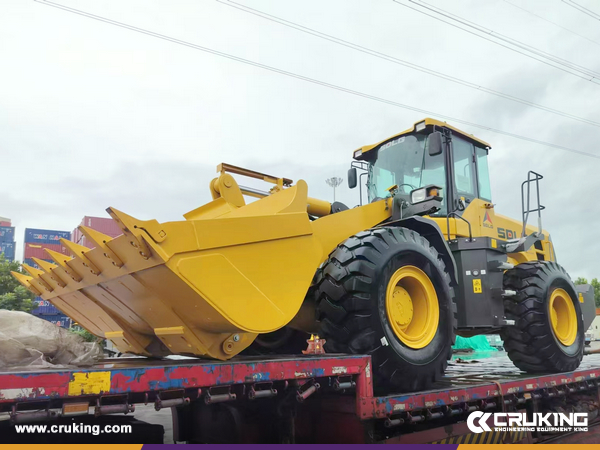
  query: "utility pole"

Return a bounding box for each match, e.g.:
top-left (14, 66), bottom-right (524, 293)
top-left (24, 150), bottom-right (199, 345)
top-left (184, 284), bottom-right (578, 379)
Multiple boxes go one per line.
top-left (325, 177), bottom-right (343, 202)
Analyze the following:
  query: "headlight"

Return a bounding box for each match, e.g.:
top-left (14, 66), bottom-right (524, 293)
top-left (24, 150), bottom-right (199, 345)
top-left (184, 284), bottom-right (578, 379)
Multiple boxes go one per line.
top-left (410, 185), bottom-right (443, 204)
top-left (353, 149), bottom-right (363, 159)
top-left (410, 188), bottom-right (427, 204)
top-left (415, 121), bottom-right (426, 132)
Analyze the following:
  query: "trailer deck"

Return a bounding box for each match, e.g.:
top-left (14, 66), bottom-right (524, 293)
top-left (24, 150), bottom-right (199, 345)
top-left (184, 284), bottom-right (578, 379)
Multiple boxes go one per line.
top-left (1, 352), bottom-right (599, 443)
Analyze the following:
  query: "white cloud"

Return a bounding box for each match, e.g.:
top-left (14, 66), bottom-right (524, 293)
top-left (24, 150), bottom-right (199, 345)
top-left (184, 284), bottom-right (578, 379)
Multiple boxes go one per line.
top-left (1, 0), bottom-right (599, 280)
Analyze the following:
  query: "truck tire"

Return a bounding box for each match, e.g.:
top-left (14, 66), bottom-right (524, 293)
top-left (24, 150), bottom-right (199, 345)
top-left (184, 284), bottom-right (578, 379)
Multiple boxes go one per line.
top-left (501, 261), bottom-right (584, 373)
top-left (316, 227), bottom-right (456, 392)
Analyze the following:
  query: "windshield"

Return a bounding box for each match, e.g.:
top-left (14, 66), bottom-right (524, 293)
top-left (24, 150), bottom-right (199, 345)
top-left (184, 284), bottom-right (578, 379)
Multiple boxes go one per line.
top-left (367, 133), bottom-right (446, 214)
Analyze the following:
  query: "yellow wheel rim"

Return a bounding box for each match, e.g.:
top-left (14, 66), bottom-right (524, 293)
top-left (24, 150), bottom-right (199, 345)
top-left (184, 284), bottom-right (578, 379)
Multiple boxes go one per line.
top-left (385, 265), bottom-right (439, 349)
top-left (549, 288), bottom-right (577, 346)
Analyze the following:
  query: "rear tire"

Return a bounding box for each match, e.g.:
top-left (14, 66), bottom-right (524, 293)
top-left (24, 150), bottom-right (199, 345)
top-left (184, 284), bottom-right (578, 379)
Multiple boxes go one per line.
top-left (316, 227), bottom-right (456, 392)
top-left (501, 261), bottom-right (584, 373)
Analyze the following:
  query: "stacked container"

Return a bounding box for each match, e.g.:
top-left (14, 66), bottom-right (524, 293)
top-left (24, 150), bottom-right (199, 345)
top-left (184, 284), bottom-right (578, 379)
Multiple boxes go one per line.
top-left (0, 218), bottom-right (15, 262)
top-left (45, 315), bottom-right (72, 328)
top-left (26, 220), bottom-right (121, 328)
top-left (72, 216), bottom-right (122, 248)
top-left (0, 241), bottom-right (15, 261)
top-left (24, 228), bottom-right (71, 319)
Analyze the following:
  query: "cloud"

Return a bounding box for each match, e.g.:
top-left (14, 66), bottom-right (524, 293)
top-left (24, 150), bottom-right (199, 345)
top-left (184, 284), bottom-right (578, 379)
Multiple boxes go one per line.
top-left (2, 0), bottom-right (600, 282)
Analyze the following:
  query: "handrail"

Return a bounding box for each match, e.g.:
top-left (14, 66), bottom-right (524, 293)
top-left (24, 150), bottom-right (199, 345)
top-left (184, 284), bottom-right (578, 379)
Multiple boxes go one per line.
top-left (520, 171), bottom-right (545, 238)
top-left (446, 211), bottom-right (473, 242)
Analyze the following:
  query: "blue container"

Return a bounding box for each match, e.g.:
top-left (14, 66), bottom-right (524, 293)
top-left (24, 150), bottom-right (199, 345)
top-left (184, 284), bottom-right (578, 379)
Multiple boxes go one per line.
top-left (24, 228), bottom-right (71, 245)
top-left (23, 257), bottom-right (52, 269)
top-left (23, 258), bottom-right (37, 268)
top-left (0, 226), bottom-right (15, 242)
top-left (31, 297), bottom-right (61, 315)
top-left (0, 241), bottom-right (15, 261)
top-left (33, 313), bottom-right (72, 329)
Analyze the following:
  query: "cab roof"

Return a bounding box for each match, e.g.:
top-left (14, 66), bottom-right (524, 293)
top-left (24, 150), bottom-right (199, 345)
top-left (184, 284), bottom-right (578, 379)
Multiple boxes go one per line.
top-left (354, 118), bottom-right (491, 159)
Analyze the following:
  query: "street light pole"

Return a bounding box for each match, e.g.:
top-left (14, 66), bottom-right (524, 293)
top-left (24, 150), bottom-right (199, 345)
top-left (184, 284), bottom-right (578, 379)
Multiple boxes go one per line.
top-left (325, 177), bottom-right (343, 202)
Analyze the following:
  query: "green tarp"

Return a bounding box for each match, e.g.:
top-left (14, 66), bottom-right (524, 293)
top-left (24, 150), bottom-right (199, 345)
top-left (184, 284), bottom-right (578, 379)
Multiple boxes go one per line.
top-left (453, 335), bottom-right (497, 351)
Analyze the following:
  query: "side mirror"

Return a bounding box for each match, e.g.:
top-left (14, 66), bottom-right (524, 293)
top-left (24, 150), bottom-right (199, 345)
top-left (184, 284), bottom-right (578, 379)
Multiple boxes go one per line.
top-left (428, 131), bottom-right (443, 156)
top-left (348, 167), bottom-right (357, 189)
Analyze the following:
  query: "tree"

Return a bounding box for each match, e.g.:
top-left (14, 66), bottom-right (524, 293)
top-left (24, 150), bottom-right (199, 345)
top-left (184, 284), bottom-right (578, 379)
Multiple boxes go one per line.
top-left (70, 328), bottom-right (97, 342)
top-left (592, 278), bottom-right (600, 307)
top-left (0, 254), bottom-right (36, 313)
top-left (574, 276), bottom-right (600, 307)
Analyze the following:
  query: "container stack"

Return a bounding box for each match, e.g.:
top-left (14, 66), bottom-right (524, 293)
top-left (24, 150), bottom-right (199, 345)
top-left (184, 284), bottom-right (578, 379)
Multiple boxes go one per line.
top-left (71, 216), bottom-right (122, 248)
top-left (23, 228), bottom-right (71, 268)
top-left (0, 217), bottom-right (16, 262)
top-left (24, 228), bottom-right (72, 326)
top-left (33, 298), bottom-right (72, 328)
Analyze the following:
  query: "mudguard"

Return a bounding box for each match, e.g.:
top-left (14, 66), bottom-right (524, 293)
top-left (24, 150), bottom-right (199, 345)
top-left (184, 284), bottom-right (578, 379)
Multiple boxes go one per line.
top-left (387, 216), bottom-right (459, 287)
top-left (576, 284), bottom-right (596, 331)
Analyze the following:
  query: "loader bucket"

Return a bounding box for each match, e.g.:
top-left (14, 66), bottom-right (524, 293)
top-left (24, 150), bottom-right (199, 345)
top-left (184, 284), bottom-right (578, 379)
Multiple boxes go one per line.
top-left (13, 169), bottom-right (392, 359)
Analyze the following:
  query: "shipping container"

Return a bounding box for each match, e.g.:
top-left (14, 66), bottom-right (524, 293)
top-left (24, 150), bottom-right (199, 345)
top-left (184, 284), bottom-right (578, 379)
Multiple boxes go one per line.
top-left (30, 298), bottom-right (61, 316)
top-left (23, 242), bottom-right (69, 260)
top-left (0, 226), bottom-right (15, 242)
top-left (72, 216), bottom-right (122, 248)
top-left (81, 216), bottom-right (122, 237)
top-left (0, 241), bottom-right (15, 260)
top-left (23, 257), bottom-right (53, 269)
top-left (24, 228), bottom-right (71, 245)
top-left (31, 313), bottom-right (72, 329)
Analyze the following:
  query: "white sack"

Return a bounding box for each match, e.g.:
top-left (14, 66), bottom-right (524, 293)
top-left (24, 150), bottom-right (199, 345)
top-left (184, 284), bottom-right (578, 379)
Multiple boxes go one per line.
top-left (0, 310), bottom-right (102, 368)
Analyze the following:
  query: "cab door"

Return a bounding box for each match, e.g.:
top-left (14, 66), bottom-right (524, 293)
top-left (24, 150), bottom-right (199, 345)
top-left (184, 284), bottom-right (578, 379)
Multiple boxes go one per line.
top-left (451, 135), bottom-right (479, 206)
top-left (473, 146), bottom-right (498, 237)
top-left (450, 135), bottom-right (496, 238)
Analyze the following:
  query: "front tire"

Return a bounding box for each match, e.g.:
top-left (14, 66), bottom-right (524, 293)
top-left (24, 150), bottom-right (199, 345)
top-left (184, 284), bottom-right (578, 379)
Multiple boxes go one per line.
top-left (316, 227), bottom-right (456, 392)
top-left (501, 261), bottom-right (584, 373)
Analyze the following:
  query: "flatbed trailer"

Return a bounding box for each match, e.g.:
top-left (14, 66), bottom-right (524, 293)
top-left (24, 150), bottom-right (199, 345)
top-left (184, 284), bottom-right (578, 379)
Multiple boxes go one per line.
top-left (1, 353), bottom-right (600, 444)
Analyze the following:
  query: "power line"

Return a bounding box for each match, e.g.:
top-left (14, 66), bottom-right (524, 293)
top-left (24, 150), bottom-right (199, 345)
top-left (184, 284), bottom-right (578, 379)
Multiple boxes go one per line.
top-left (218, 0), bottom-right (600, 128)
top-left (392, 0), bottom-right (600, 83)
top-left (34, 0), bottom-right (600, 160)
top-left (403, 0), bottom-right (600, 79)
top-left (562, 0), bottom-right (600, 21)
top-left (502, 0), bottom-right (600, 48)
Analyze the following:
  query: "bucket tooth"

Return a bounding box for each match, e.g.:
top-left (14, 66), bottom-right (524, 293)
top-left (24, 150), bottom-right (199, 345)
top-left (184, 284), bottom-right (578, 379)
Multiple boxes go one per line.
top-left (107, 207), bottom-right (166, 242)
top-left (79, 225), bottom-right (124, 267)
top-left (44, 249), bottom-right (83, 282)
top-left (32, 257), bottom-right (66, 288)
top-left (11, 271), bottom-right (43, 296)
top-left (60, 238), bottom-right (101, 275)
top-left (32, 257), bottom-right (57, 273)
top-left (22, 263), bottom-right (45, 278)
top-left (21, 264), bottom-right (54, 293)
top-left (107, 207), bottom-right (155, 258)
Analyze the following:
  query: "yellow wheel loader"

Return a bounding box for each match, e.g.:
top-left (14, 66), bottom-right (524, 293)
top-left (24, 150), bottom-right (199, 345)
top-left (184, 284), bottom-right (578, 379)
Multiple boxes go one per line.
top-left (13, 118), bottom-right (596, 392)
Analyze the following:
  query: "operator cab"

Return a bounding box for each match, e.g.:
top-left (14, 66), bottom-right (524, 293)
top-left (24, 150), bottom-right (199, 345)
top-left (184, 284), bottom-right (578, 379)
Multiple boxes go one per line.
top-left (349, 118), bottom-right (492, 217)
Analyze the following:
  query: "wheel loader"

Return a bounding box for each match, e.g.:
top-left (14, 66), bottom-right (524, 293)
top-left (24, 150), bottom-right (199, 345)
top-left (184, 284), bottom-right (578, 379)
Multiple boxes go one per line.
top-left (13, 118), bottom-right (596, 392)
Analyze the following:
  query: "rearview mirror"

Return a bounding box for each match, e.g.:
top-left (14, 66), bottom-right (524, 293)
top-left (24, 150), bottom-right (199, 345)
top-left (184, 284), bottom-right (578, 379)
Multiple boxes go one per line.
top-left (428, 131), bottom-right (443, 156)
top-left (348, 167), bottom-right (357, 189)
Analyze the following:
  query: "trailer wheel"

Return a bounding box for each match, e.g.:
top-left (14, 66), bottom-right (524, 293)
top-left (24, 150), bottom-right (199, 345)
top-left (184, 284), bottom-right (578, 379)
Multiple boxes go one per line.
top-left (501, 261), bottom-right (584, 373)
top-left (316, 227), bottom-right (456, 392)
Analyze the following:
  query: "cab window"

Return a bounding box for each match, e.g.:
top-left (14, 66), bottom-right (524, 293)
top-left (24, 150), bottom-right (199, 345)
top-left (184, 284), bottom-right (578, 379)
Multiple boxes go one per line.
top-left (476, 147), bottom-right (492, 201)
top-left (452, 136), bottom-right (476, 199)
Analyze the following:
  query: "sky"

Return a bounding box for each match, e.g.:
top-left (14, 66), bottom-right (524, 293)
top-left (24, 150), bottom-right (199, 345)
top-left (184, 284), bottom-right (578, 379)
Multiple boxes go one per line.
top-left (1, 0), bottom-right (599, 280)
